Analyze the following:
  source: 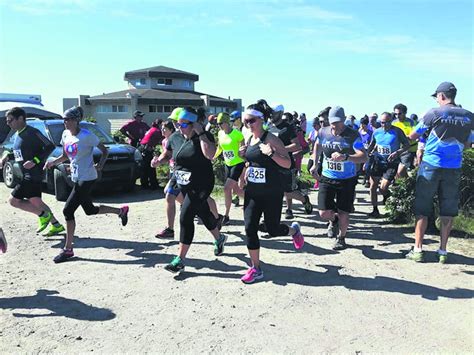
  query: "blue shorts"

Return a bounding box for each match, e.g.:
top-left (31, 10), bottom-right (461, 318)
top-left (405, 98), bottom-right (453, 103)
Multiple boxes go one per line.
top-left (165, 175), bottom-right (181, 197)
top-left (414, 161), bottom-right (461, 217)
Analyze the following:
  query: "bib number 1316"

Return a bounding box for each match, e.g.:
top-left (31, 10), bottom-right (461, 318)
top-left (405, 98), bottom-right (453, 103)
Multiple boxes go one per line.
top-left (326, 161), bottom-right (344, 172)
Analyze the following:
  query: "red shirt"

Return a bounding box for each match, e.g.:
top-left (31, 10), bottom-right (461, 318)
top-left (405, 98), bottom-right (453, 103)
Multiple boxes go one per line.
top-left (140, 127), bottom-right (163, 147)
top-left (120, 120), bottom-right (150, 141)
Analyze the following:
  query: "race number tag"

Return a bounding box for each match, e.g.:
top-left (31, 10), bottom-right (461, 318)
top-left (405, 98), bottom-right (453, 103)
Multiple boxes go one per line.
top-left (377, 145), bottom-right (391, 155)
top-left (223, 150), bottom-right (235, 162)
top-left (71, 163), bottom-right (79, 180)
top-left (247, 167), bottom-right (266, 183)
top-left (326, 160), bottom-right (345, 172)
top-left (13, 149), bottom-right (24, 162)
top-left (175, 170), bottom-right (192, 185)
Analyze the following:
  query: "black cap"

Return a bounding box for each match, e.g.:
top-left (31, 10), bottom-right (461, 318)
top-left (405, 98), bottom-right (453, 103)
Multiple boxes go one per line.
top-left (431, 82), bottom-right (457, 97)
top-left (133, 110), bottom-right (145, 117)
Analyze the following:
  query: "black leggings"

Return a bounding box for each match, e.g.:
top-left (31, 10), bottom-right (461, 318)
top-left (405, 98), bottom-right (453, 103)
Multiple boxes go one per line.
top-left (180, 188), bottom-right (218, 245)
top-left (63, 180), bottom-right (99, 221)
top-left (244, 191), bottom-right (289, 250)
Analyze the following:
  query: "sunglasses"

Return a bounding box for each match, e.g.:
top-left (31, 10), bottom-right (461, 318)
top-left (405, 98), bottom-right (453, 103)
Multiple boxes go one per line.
top-left (244, 118), bottom-right (257, 125)
top-left (177, 122), bottom-right (192, 128)
top-left (380, 121), bottom-right (391, 125)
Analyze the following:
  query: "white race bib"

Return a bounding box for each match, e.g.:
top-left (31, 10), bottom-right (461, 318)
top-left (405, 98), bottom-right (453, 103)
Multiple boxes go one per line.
top-left (13, 149), bottom-right (24, 162)
top-left (175, 170), bottom-right (192, 185)
top-left (247, 167), bottom-right (266, 183)
top-left (223, 150), bottom-right (235, 162)
top-left (325, 160), bottom-right (345, 172)
top-left (71, 163), bottom-right (79, 181)
top-left (377, 145), bottom-right (391, 155)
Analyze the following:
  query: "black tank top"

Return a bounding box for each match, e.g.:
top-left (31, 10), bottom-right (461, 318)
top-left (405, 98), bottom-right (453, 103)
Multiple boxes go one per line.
top-left (245, 131), bottom-right (283, 195)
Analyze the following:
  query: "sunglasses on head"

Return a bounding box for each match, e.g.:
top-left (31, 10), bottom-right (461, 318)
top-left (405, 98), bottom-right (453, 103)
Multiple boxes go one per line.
top-left (244, 118), bottom-right (257, 125)
top-left (177, 122), bottom-right (192, 128)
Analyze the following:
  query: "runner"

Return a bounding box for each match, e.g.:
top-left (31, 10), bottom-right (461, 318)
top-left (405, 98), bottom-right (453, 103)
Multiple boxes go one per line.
top-left (407, 82), bottom-right (473, 263)
top-left (44, 106), bottom-right (129, 263)
top-left (164, 108), bottom-right (227, 274)
top-left (307, 118), bottom-right (321, 189)
top-left (366, 112), bottom-right (409, 217)
top-left (358, 116), bottom-right (373, 187)
top-left (310, 106), bottom-right (367, 250)
top-left (0, 107), bottom-right (65, 238)
top-left (240, 103), bottom-right (304, 284)
top-left (268, 107), bottom-right (312, 219)
top-left (214, 112), bottom-right (245, 225)
top-left (392, 103), bottom-right (417, 177)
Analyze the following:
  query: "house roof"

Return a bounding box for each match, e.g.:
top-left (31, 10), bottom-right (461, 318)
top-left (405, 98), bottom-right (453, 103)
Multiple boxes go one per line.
top-left (124, 66), bottom-right (199, 81)
top-left (87, 89), bottom-right (237, 108)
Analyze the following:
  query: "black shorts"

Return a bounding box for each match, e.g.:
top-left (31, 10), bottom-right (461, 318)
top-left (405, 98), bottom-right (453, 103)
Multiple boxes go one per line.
top-left (283, 169), bottom-right (299, 193)
top-left (400, 151), bottom-right (415, 168)
top-left (318, 176), bottom-right (357, 213)
top-left (225, 162), bottom-right (245, 182)
top-left (369, 157), bottom-right (398, 181)
top-left (11, 180), bottom-right (42, 199)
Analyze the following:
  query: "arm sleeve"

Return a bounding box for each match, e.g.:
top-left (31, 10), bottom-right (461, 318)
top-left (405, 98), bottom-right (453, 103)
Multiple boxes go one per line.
top-left (353, 137), bottom-right (364, 151)
top-left (33, 129), bottom-right (55, 162)
top-left (397, 127), bottom-right (409, 146)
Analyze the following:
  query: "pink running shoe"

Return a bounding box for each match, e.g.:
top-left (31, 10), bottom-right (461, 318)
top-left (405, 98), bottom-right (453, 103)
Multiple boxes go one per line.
top-left (241, 267), bottom-right (264, 284)
top-left (119, 205), bottom-right (129, 226)
top-left (0, 228), bottom-right (7, 254)
top-left (313, 181), bottom-right (319, 189)
top-left (291, 222), bottom-right (304, 250)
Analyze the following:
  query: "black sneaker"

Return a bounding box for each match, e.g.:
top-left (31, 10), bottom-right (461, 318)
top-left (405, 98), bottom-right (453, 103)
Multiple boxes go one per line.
top-left (119, 205), bottom-right (129, 226)
top-left (303, 195), bottom-right (313, 214)
top-left (216, 214), bottom-right (224, 231)
top-left (213, 234), bottom-right (227, 256)
top-left (368, 209), bottom-right (381, 218)
top-left (54, 248), bottom-right (74, 263)
top-left (285, 209), bottom-right (294, 220)
top-left (327, 216), bottom-right (339, 238)
top-left (332, 237), bottom-right (347, 250)
top-left (222, 215), bottom-right (230, 226)
top-left (258, 222), bottom-right (267, 233)
top-left (165, 256), bottom-right (185, 274)
top-left (232, 196), bottom-right (240, 207)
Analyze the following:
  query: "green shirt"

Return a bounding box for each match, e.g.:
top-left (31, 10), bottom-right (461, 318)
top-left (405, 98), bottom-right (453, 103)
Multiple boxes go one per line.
top-left (217, 129), bottom-right (245, 166)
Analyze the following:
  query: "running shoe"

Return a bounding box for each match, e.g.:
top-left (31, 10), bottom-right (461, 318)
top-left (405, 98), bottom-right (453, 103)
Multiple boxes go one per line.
top-left (285, 209), bottom-right (294, 220)
top-left (241, 267), bottom-right (264, 284)
top-left (291, 222), bottom-right (304, 250)
top-left (119, 205), bottom-right (129, 226)
top-left (43, 224), bottom-right (65, 237)
top-left (313, 181), bottom-right (319, 189)
top-left (0, 228), bottom-right (7, 254)
top-left (382, 194), bottom-right (390, 205)
top-left (232, 196), bottom-right (240, 207)
top-left (332, 237), bottom-right (347, 251)
top-left (165, 256), bottom-right (185, 274)
top-left (216, 214), bottom-right (224, 231)
top-left (36, 212), bottom-right (52, 233)
top-left (214, 234), bottom-right (227, 256)
top-left (368, 209), bottom-right (381, 218)
top-left (327, 216), bottom-right (339, 238)
top-left (54, 248), bottom-right (74, 263)
top-left (155, 227), bottom-right (174, 239)
top-left (405, 249), bottom-right (424, 262)
top-left (438, 254), bottom-right (448, 264)
top-left (303, 195), bottom-right (313, 214)
top-left (222, 215), bottom-right (230, 226)
top-left (258, 222), bottom-right (267, 233)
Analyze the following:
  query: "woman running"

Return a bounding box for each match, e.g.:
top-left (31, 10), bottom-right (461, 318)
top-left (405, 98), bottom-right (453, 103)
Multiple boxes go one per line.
top-left (44, 106), bottom-right (129, 263)
top-left (240, 103), bottom-right (304, 284)
top-left (164, 108), bottom-right (226, 274)
top-left (214, 112), bottom-right (245, 225)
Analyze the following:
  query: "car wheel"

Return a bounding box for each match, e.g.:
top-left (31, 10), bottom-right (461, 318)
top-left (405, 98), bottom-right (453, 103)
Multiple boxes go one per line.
top-left (3, 161), bottom-right (18, 188)
top-left (54, 169), bottom-right (71, 202)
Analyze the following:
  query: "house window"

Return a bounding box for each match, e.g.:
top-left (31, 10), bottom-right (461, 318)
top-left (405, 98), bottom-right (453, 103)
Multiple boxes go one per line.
top-left (149, 105), bottom-right (156, 113)
top-left (96, 105), bottom-right (128, 113)
top-left (112, 105), bottom-right (128, 113)
top-left (136, 78), bottom-right (146, 86)
top-left (163, 106), bottom-right (172, 113)
top-left (157, 78), bottom-right (173, 86)
top-left (183, 80), bottom-right (191, 88)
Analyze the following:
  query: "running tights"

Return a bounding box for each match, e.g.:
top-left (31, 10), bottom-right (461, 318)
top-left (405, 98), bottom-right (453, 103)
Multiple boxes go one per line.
top-left (63, 180), bottom-right (99, 221)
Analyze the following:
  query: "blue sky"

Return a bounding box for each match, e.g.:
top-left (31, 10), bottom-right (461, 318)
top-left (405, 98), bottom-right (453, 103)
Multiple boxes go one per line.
top-left (0, 0), bottom-right (472, 119)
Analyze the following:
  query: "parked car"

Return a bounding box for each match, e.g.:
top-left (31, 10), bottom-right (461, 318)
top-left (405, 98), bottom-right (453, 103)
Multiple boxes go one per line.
top-left (0, 118), bottom-right (143, 201)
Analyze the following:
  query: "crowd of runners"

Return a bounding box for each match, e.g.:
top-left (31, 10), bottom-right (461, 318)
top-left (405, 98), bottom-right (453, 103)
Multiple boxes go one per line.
top-left (0, 81), bottom-right (472, 283)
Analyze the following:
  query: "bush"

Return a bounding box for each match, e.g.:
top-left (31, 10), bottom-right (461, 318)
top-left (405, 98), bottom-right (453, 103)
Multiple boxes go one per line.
top-left (385, 173), bottom-right (417, 223)
top-left (112, 129), bottom-right (127, 144)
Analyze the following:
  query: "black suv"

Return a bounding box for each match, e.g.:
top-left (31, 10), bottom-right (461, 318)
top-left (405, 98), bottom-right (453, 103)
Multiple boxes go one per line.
top-left (0, 118), bottom-right (143, 201)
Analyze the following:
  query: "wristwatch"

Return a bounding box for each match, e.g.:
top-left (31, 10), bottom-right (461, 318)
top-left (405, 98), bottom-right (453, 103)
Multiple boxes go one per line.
top-left (269, 150), bottom-right (275, 158)
top-left (344, 153), bottom-right (350, 161)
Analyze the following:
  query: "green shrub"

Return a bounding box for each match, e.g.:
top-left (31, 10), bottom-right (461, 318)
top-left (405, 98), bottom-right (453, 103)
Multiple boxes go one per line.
top-left (385, 173), bottom-right (417, 223)
top-left (112, 129), bottom-right (127, 144)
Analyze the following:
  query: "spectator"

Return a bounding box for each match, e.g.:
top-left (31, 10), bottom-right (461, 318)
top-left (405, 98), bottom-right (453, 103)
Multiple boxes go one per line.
top-left (120, 110), bottom-right (150, 148)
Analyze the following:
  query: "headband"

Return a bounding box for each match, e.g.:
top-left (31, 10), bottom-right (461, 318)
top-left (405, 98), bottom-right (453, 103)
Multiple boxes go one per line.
top-left (244, 109), bottom-right (264, 118)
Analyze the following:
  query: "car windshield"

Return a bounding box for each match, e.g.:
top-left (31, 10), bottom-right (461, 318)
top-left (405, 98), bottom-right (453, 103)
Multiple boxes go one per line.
top-left (47, 122), bottom-right (115, 145)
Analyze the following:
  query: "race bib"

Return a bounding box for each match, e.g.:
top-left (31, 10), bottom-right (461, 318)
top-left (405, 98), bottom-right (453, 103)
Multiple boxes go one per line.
top-left (377, 145), bottom-right (391, 155)
top-left (175, 170), bottom-right (192, 185)
top-left (325, 160), bottom-right (345, 172)
top-left (247, 167), bottom-right (266, 183)
top-left (13, 149), bottom-right (24, 162)
top-left (223, 150), bottom-right (235, 162)
top-left (71, 163), bottom-right (79, 180)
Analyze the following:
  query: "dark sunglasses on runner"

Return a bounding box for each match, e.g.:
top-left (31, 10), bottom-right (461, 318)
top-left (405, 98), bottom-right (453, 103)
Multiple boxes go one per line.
top-left (244, 118), bottom-right (257, 125)
top-left (177, 121), bottom-right (192, 128)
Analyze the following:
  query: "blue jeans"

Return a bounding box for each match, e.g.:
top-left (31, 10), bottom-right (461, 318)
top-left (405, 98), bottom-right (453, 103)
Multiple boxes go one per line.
top-left (414, 161), bottom-right (461, 217)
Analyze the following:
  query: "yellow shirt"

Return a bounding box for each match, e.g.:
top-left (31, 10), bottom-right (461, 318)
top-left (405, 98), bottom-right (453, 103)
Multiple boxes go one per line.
top-left (393, 119), bottom-right (417, 152)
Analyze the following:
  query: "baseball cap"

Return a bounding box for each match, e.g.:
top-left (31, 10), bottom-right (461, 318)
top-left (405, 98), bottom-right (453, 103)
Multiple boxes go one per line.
top-left (230, 110), bottom-right (241, 121)
top-left (272, 104), bottom-right (284, 112)
top-left (133, 110), bottom-right (145, 117)
top-left (328, 106), bottom-right (346, 124)
top-left (168, 107), bottom-right (184, 121)
top-left (431, 82), bottom-right (457, 97)
top-left (217, 112), bottom-right (230, 124)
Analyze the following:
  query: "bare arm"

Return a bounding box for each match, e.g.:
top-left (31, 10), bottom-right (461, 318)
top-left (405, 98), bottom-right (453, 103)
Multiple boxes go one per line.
top-left (261, 135), bottom-right (291, 169)
top-left (95, 143), bottom-right (109, 171)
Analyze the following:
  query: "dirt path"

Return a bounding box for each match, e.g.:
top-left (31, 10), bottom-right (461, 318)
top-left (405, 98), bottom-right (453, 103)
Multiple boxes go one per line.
top-left (0, 183), bottom-right (473, 354)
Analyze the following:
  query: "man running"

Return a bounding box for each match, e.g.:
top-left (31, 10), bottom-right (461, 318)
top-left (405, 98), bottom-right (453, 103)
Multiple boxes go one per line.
top-left (1, 107), bottom-right (65, 237)
top-left (406, 82), bottom-right (473, 263)
top-left (367, 112), bottom-right (409, 217)
top-left (392, 103), bottom-right (417, 177)
top-left (310, 106), bottom-right (367, 250)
